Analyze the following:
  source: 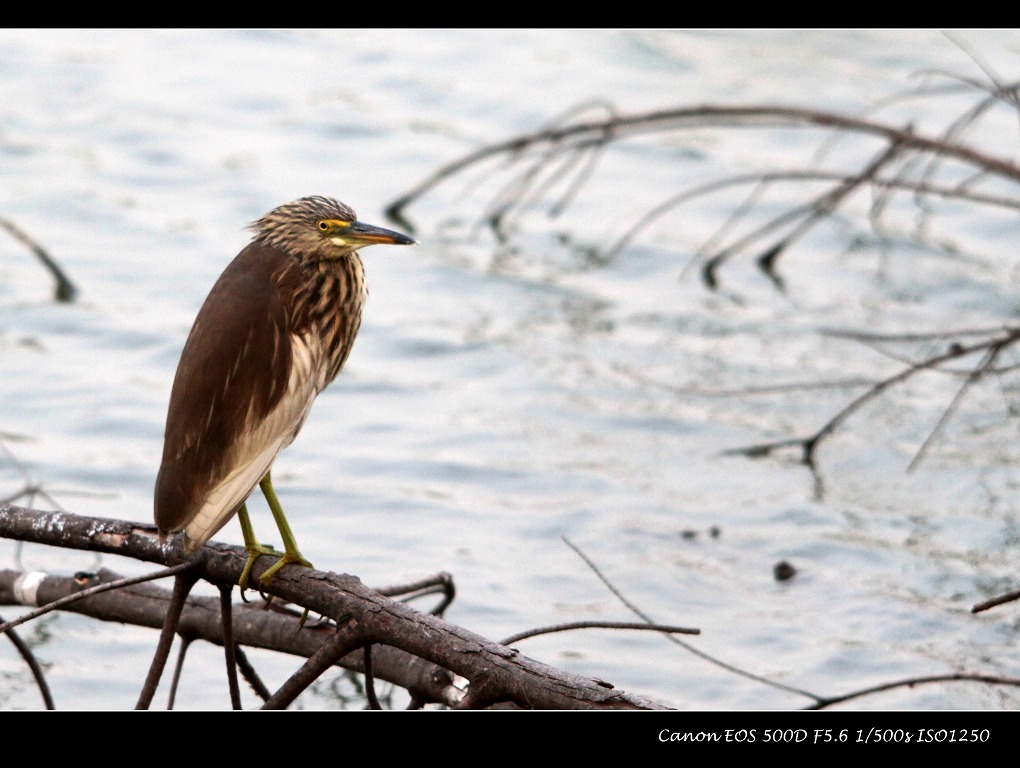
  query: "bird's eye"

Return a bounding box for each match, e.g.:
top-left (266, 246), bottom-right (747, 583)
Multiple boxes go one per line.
top-left (317, 220), bottom-right (329, 231)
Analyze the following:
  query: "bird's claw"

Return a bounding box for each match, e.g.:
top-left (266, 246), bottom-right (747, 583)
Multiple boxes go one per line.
top-left (257, 551), bottom-right (313, 585)
top-left (238, 542), bottom-right (288, 592)
top-left (237, 543), bottom-right (313, 625)
top-left (259, 552), bottom-right (313, 626)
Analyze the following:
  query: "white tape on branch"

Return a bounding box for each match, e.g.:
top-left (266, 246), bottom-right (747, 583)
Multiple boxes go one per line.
top-left (13, 572), bottom-right (47, 607)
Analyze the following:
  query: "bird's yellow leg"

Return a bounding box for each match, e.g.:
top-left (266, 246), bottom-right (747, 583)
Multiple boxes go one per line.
top-left (237, 502), bottom-right (286, 591)
top-left (257, 471), bottom-right (313, 585)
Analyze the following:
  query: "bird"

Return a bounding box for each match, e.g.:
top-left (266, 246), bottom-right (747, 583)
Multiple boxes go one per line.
top-left (154, 196), bottom-right (416, 589)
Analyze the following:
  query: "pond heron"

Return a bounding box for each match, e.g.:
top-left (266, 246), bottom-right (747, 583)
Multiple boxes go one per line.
top-left (154, 196), bottom-right (416, 588)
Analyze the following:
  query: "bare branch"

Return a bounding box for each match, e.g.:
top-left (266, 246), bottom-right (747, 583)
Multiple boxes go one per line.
top-left (0, 504), bottom-right (667, 710)
top-left (0, 217), bottom-right (78, 303)
top-left (0, 613), bottom-right (54, 709)
top-left (725, 327), bottom-right (1020, 476)
top-left (387, 104), bottom-right (1020, 232)
top-left (806, 673), bottom-right (1020, 711)
top-left (562, 536), bottom-right (821, 704)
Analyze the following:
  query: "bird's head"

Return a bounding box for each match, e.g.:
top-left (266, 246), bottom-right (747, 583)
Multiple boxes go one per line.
top-left (250, 195), bottom-right (415, 262)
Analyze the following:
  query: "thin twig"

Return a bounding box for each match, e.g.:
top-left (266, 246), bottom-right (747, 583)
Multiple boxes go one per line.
top-left (389, 105), bottom-right (1020, 220)
top-left (725, 327), bottom-right (1020, 472)
top-left (136, 568), bottom-right (200, 709)
top-left (0, 613), bottom-right (55, 709)
top-left (972, 589), bottom-right (1020, 613)
top-left (363, 644), bottom-right (380, 710)
top-left (220, 583), bottom-right (242, 709)
top-left (233, 645), bottom-right (272, 702)
top-left (907, 345), bottom-right (1000, 472)
top-left (607, 169), bottom-right (1020, 265)
top-left (166, 636), bottom-right (192, 710)
top-left (261, 624), bottom-right (364, 710)
top-left (805, 673), bottom-right (1020, 710)
top-left (562, 536), bottom-right (821, 703)
top-left (0, 217), bottom-right (77, 302)
top-left (500, 620), bottom-right (699, 646)
top-left (0, 562), bottom-right (195, 637)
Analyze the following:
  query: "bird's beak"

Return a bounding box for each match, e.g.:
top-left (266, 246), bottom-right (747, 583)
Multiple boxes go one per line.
top-left (344, 220), bottom-right (417, 247)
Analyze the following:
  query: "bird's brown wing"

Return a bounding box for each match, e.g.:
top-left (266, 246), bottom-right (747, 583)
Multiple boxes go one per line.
top-left (154, 242), bottom-right (313, 551)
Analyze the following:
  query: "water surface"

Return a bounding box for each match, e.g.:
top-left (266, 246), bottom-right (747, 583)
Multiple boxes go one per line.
top-left (1, 29), bottom-right (1019, 710)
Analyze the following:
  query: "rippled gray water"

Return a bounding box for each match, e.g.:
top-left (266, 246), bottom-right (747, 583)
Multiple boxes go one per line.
top-left (1, 29), bottom-right (1019, 709)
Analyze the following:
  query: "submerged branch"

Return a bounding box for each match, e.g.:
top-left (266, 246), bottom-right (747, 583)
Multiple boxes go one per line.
top-left (387, 104), bottom-right (1020, 235)
top-left (0, 217), bottom-right (77, 302)
top-left (725, 326), bottom-right (1020, 477)
top-left (387, 89), bottom-right (1020, 484)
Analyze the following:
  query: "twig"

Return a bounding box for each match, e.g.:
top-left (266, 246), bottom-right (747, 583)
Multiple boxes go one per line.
top-left (561, 536), bottom-right (822, 703)
top-left (805, 673), bottom-right (1020, 710)
top-left (725, 327), bottom-right (1020, 474)
top-left (166, 636), bottom-right (192, 710)
top-left (0, 217), bottom-right (77, 302)
top-left (0, 613), bottom-right (55, 709)
top-left (136, 568), bottom-right (200, 709)
top-left (363, 643), bottom-right (380, 710)
top-left (220, 583), bottom-right (242, 709)
top-left (972, 589), bottom-right (1020, 613)
top-left (907, 344), bottom-right (999, 472)
top-left (374, 572), bottom-right (456, 617)
top-left (261, 623), bottom-right (364, 710)
top-left (387, 104), bottom-right (1020, 240)
top-left (500, 620), bottom-right (699, 646)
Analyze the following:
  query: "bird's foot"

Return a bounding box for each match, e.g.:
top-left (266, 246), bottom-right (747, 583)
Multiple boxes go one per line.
top-left (258, 550), bottom-right (313, 585)
top-left (238, 542), bottom-right (288, 592)
top-left (259, 551), bottom-right (314, 626)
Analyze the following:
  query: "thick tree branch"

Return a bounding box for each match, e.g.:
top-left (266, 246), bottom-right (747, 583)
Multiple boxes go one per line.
top-left (0, 503), bottom-right (667, 710)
